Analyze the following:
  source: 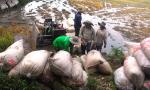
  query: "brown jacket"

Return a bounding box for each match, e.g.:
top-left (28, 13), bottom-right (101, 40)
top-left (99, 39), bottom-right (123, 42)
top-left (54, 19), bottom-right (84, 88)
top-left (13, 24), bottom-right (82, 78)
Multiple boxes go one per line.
top-left (79, 26), bottom-right (95, 44)
top-left (95, 29), bottom-right (107, 45)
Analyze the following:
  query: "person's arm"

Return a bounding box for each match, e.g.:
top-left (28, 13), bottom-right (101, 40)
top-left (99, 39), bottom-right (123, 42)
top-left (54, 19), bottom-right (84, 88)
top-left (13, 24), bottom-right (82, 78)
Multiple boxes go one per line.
top-left (93, 30), bottom-right (97, 48)
top-left (79, 27), bottom-right (85, 44)
top-left (103, 31), bottom-right (107, 48)
top-left (74, 15), bottom-right (77, 23)
top-left (91, 28), bottom-right (95, 41)
top-left (79, 27), bottom-right (83, 38)
top-left (104, 39), bottom-right (107, 48)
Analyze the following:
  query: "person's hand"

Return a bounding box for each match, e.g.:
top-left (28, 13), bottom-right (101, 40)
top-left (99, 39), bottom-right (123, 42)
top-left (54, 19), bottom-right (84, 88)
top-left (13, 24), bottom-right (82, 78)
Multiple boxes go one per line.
top-left (81, 38), bottom-right (85, 44)
top-left (74, 44), bottom-right (80, 48)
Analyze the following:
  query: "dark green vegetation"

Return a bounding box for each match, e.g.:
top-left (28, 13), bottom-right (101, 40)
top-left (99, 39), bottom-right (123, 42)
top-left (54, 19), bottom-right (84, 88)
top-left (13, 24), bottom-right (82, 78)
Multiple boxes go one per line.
top-left (87, 75), bottom-right (116, 90)
top-left (18, 0), bottom-right (32, 6)
top-left (88, 75), bottom-right (114, 90)
top-left (0, 69), bottom-right (43, 90)
top-left (107, 47), bottom-right (125, 64)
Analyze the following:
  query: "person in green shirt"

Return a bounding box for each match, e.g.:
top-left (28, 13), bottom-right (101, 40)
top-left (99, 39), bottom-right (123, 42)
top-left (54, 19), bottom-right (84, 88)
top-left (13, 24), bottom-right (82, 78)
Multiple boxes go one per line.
top-left (53, 35), bottom-right (80, 53)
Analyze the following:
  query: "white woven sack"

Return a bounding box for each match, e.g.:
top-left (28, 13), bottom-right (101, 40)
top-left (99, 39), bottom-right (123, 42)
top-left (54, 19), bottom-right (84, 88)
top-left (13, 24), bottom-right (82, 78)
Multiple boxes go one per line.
top-left (61, 70), bottom-right (88, 87)
top-left (0, 39), bottom-right (24, 70)
top-left (6, 39), bottom-right (24, 50)
top-left (141, 37), bottom-right (150, 60)
top-left (9, 50), bottom-right (50, 78)
top-left (133, 48), bottom-right (150, 77)
top-left (80, 55), bottom-right (86, 68)
top-left (71, 59), bottom-right (87, 82)
top-left (114, 66), bottom-right (133, 90)
top-left (80, 54), bottom-right (98, 73)
top-left (82, 71), bottom-right (88, 86)
top-left (124, 41), bottom-right (150, 77)
top-left (38, 63), bottom-right (55, 84)
top-left (98, 61), bottom-right (112, 75)
top-left (85, 50), bottom-right (104, 69)
top-left (124, 41), bottom-right (140, 56)
top-left (51, 50), bottom-right (72, 77)
top-left (124, 56), bottom-right (144, 89)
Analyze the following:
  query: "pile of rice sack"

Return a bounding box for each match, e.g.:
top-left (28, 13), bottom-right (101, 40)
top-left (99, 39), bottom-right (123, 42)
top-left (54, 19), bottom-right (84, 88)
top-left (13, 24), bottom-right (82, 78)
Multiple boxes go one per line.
top-left (0, 40), bottom-right (88, 87)
top-left (1, 39), bottom-right (113, 88)
top-left (114, 37), bottom-right (150, 90)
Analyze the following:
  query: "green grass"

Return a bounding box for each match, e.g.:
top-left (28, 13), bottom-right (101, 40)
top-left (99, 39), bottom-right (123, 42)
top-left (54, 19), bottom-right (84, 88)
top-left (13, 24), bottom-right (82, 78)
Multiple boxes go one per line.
top-left (107, 47), bottom-right (125, 63)
top-left (0, 69), bottom-right (42, 90)
top-left (18, 0), bottom-right (32, 6)
top-left (0, 30), bottom-right (14, 52)
top-left (87, 77), bottom-right (98, 90)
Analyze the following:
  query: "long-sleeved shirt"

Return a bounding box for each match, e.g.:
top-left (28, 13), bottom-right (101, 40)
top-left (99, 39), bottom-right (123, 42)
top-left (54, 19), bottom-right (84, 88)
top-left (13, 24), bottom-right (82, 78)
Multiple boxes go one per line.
top-left (53, 36), bottom-right (73, 52)
top-left (79, 26), bottom-right (95, 43)
top-left (74, 12), bottom-right (82, 28)
top-left (95, 29), bottom-right (107, 45)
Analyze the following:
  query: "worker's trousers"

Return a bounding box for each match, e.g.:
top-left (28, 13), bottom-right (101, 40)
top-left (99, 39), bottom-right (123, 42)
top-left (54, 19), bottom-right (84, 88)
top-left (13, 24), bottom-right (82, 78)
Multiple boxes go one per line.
top-left (96, 43), bottom-right (103, 52)
top-left (74, 26), bottom-right (81, 36)
top-left (81, 42), bottom-right (92, 54)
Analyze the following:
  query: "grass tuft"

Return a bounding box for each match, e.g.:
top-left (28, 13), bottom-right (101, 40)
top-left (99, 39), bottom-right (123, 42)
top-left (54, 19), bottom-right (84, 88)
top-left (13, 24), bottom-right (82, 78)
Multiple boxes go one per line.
top-left (0, 69), bottom-right (42, 90)
top-left (107, 47), bottom-right (125, 63)
top-left (0, 28), bottom-right (14, 52)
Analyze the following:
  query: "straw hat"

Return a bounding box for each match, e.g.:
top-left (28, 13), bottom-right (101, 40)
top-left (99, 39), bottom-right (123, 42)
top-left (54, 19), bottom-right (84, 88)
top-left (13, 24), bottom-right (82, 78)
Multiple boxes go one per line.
top-left (98, 22), bottom-right (106, 27)
top-left (83, 21), bottom-right (93, 26)
top-left (70, 36), bottom-right (81, 45)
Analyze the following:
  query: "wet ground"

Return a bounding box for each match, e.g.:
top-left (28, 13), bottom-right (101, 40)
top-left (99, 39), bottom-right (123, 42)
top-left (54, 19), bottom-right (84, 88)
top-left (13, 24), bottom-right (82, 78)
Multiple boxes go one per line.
top-left (111, 8), bottom-right (150, 42)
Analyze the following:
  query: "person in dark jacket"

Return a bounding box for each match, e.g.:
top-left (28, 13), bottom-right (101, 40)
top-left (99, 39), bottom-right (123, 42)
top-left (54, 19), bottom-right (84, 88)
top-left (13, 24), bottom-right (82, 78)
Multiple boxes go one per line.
top-left (74, 11), bottom-right (82, 36)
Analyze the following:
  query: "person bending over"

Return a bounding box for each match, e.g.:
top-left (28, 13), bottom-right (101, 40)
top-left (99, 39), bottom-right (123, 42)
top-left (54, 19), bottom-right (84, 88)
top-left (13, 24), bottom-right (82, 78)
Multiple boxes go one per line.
top-left (53, 35), bottom-right (80, 53)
